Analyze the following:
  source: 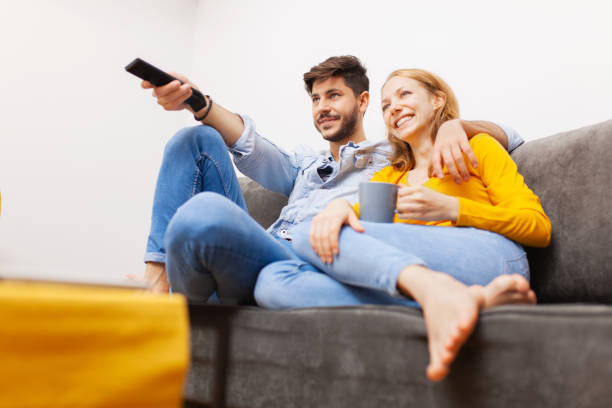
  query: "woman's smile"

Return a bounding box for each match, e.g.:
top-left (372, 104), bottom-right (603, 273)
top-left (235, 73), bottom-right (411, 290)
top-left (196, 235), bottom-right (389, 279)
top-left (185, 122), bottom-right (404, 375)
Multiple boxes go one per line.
top-left (394, 113), bottom-right (415, 129)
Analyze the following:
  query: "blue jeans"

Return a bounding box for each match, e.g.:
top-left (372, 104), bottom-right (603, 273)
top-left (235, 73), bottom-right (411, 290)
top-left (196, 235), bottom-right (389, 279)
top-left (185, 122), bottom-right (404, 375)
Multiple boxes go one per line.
top-left (255, 221), bottom-right (528, 309)
top-left (145, 125), bottom-right (296, 304)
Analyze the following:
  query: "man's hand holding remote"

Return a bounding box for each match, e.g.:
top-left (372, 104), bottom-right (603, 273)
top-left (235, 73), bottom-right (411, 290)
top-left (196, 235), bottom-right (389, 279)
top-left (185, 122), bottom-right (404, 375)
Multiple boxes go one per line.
top-left (132, 61), bottom-right (244, 146)
top-left (141, 72), bottom-right (207, 116)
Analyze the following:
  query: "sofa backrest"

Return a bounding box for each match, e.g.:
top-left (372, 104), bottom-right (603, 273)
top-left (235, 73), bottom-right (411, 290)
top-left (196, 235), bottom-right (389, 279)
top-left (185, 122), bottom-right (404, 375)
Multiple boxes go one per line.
top-left (512, 119), bottom-right (612, 303)
top-left (239, 177), bottom-right (287, 229)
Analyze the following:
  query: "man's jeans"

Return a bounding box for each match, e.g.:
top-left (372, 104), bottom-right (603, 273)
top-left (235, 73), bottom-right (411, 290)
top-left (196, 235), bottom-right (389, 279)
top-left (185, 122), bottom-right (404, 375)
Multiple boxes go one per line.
top-left (144, 125), bottom-right (296, 304)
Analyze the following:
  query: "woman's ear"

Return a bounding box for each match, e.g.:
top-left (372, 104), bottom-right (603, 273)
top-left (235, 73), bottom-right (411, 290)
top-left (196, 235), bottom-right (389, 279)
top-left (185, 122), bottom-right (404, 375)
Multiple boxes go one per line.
top-left (431, 91), bottom-right (446, 111)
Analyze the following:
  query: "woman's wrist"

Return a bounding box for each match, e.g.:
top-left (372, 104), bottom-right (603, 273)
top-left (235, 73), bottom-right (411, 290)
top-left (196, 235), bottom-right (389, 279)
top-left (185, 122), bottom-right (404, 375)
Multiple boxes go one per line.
top-left (447, 196), bottom-right (460, 221)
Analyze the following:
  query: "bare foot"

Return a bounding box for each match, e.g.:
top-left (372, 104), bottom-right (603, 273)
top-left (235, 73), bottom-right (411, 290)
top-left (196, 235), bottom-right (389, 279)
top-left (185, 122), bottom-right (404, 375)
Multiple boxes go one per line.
top-left (125, 262), bottom-right (170, 294)
top-left (397, 266), bottom-right (484, 382)
top-left (477, 274), bottom-right (537, 309)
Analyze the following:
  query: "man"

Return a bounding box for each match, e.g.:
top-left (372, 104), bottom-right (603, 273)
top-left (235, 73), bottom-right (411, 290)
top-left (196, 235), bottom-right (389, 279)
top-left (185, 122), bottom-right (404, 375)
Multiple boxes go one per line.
top-left (139, 56), bottom-right (522, 304)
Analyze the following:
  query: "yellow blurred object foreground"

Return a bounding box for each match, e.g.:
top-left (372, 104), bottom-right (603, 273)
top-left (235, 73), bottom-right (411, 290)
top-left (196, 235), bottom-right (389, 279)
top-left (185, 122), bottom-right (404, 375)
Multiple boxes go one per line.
top-left (0, 281), bottom-right (190, 408)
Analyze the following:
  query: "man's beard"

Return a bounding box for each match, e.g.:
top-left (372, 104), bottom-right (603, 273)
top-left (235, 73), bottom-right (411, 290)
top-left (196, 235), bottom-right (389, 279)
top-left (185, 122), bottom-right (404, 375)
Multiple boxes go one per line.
top-left (317, 105), bottom-right (359, 143)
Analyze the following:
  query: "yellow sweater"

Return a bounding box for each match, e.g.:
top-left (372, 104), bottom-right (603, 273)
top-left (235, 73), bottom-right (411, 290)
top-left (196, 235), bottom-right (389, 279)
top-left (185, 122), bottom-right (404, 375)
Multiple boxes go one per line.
top-left (359, 134), bottom-right (551, 247)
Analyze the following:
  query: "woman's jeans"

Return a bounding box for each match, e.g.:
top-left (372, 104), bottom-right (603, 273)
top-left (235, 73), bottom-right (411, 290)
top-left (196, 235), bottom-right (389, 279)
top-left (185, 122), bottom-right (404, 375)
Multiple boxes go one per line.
top-left (254, 221), bottom-right (529, 309)
top-left (144, 125), bottom-right (296, 304)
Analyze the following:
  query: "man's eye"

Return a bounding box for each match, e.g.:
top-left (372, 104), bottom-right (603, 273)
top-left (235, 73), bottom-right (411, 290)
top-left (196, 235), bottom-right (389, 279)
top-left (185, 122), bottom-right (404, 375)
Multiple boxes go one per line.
top-left (330, 93), bottom-right (340, 99)
top-left (312, 97), bottom-right (319, 103)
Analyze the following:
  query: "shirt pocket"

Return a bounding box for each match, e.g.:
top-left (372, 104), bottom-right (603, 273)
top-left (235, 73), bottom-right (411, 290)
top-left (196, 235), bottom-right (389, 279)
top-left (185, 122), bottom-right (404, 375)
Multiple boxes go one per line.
top-left (355, 151), bottom-right (389, 169)
top-left (288, 157), bottom-right (321, 200)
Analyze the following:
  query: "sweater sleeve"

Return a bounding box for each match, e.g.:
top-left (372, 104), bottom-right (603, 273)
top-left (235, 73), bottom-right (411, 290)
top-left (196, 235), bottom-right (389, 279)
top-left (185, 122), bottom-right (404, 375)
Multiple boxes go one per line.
top-left (456, 135), bottom-right (551, 247)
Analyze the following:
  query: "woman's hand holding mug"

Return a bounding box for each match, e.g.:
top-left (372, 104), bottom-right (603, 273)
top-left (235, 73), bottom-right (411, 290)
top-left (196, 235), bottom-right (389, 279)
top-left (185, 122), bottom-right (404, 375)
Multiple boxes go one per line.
top-left (396, 186), bottom-right (459, 222)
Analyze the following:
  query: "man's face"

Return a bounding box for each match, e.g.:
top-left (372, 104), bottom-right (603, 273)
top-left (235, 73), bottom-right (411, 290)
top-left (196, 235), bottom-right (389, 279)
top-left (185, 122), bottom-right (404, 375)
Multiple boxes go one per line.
top-left (311, 76), bottom-right (360, 143)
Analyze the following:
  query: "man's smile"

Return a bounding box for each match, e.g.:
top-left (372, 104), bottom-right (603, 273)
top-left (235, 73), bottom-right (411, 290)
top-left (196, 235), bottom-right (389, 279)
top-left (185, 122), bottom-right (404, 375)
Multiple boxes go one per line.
top-left (318, 115), bottom-right (340, 129)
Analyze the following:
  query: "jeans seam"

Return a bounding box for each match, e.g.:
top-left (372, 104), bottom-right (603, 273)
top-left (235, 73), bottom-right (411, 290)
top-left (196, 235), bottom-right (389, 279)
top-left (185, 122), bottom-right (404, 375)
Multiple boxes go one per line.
top-left (169, 243), bottom-right (283, 300)
top-left (186, 232), bottom-right (292, 274)
top-left (195, 152), bottom-right (233, 198)
top-left (176, 243), bottom-right (291, 297)
top-left (503, 252), bottom-right (529, 278)
top-left (205, 245), bottom-right (280, 268)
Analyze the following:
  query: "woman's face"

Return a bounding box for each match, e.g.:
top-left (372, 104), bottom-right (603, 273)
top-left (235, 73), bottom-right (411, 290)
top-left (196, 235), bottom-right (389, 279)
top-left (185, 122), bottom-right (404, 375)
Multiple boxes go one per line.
top-left (381, 76), bottom-right (443, 142)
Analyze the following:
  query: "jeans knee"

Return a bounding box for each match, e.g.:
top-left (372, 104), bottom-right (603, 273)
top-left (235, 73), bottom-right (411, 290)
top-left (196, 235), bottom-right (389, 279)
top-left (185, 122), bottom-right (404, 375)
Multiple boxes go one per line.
top-left (253, 266), bottom-right (276, 308)
top-left (164, 125), bottom-right (225, 157)
top-left (165, 192), bottom-right (237, 252)
top-left (254, 260), bottom-right (299, 309)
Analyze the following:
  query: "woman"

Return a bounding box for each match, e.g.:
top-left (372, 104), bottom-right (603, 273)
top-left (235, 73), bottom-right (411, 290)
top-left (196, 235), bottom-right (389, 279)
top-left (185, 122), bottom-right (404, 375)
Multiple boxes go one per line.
top-left (269, 69), bottom-right (551, 381)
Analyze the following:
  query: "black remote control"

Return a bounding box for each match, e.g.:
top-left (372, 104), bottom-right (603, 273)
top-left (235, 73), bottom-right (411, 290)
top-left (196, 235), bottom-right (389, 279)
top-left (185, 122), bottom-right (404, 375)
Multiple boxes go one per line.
top-left (125, 58), bottom-right (207, 112)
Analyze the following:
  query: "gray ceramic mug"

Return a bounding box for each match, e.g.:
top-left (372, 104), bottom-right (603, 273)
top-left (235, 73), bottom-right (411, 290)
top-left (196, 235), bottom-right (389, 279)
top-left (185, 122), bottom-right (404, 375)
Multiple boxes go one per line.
top-left (358, 181), bottom-right (398, 223)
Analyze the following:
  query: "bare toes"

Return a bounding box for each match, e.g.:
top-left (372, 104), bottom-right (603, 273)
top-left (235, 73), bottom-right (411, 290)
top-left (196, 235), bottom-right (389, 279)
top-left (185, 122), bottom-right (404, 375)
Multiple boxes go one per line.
top-left (504, 292), bottom-right (534, 303)
top-left (527, 290), bottom-right (537, 304)
top-left (427, 361), bottom-right (450, 382)
top-left (493, 274), bottom-right (515, 292)
top-left (427, 336), bottom-right (447, 377)
top-left (511, 274), bottom-right (530, 293)
top-left (444, 327), bottom-right (461, 351)
top-left (483, 274), bottom-right (536, 308)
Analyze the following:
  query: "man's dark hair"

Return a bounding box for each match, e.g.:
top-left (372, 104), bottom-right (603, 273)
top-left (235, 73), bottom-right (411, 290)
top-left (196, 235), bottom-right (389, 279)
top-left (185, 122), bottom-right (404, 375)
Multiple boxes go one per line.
top-left (303, 55), bottom-right (369, 96)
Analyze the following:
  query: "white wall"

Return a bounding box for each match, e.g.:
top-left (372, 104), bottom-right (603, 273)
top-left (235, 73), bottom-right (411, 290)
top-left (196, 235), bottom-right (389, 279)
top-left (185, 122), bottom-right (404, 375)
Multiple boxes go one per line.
top-left (1, 0), bottom-right (611, 280)
top-left (193, 0), bottom-right (612, 151)
top-left (0, 0), bottom-right (198, 280)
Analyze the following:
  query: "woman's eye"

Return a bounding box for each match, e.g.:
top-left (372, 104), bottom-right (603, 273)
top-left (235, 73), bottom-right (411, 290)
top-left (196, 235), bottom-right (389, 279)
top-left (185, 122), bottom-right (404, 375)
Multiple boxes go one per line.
top-left (382, 104), bottom-right (390, 112)
top-left (401, 90), bottom-right (411, 97)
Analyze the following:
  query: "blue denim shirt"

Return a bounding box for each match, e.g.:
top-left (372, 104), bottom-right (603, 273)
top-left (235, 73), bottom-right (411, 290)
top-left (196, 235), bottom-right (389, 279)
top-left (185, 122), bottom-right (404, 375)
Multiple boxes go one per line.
top-left (230, 115), bottom-right (524, 240)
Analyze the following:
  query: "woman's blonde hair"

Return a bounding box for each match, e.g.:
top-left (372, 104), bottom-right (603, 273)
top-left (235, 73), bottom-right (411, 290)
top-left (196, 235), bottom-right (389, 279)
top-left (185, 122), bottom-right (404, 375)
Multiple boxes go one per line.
top-left (384, 69), bottom-right (460, 172)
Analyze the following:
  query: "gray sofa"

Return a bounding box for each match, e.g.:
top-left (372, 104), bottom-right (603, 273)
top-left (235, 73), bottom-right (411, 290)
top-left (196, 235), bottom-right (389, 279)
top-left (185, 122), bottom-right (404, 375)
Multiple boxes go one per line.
top-left (183, 119), bottom-right (612, 408)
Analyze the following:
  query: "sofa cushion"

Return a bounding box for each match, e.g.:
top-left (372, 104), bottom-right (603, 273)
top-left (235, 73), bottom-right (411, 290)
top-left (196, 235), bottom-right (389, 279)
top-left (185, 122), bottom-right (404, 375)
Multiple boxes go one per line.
top-left (511, 119), bottom-right (612, 303)
top-left (184, 303), bottom-right (612, 408)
